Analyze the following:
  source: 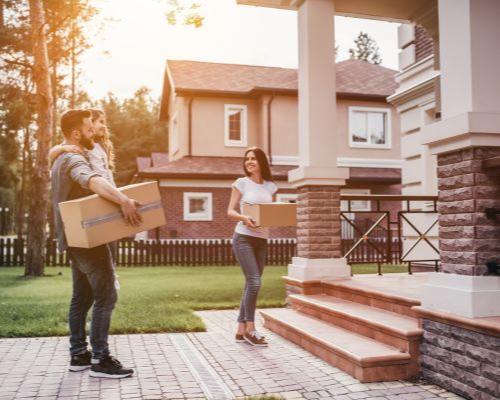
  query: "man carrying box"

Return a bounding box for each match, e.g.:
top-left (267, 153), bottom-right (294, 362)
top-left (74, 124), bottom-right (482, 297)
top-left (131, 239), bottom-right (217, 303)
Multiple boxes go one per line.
top-left (51, 109), bottom-right (140, 379)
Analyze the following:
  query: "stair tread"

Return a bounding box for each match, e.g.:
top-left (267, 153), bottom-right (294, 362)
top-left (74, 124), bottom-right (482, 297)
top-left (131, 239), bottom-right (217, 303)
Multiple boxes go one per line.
top-left (262, 308), bottom-right (411, 365)
top-left (323, 278), bottom-right (421, 305)
top-left (290, 294), bottom-right (422, 337)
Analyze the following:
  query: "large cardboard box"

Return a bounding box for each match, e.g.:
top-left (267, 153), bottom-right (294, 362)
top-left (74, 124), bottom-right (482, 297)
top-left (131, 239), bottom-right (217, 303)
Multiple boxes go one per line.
top-left (59, 181), bottom-right (166, 248)
top-left (241, 202), bottom-right (297, 227)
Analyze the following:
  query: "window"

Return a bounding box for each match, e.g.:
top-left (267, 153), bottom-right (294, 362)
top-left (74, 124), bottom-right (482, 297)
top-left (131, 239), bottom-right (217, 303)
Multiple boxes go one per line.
top-left (349, 107), bottom-right (391, 149)
top-left (341, 189), bottom-right (371, 239)
top-left (183, 192), bottom-right (213, 221)
top-left (276, 193), bottom-right (297, 203)
top-left (224, 104), bottom-right (247, 147)
top-left (340, 189), bottom-right (371, 212)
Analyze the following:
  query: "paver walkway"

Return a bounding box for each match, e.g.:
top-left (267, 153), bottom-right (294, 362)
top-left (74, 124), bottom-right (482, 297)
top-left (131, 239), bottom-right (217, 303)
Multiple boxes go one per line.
top-left (0, 309), bottom-right (463, 400)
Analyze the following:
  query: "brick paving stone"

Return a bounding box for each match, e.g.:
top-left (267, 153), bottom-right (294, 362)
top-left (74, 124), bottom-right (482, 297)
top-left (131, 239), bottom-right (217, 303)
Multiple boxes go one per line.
top-left (348, 392), bottom-right (371, 399)
top-left (345, 383), bottom-right (370, 392)
top-left (397, 395), bottom-right (425, 400)
top-left (303, 392), bottom-right (320, 399)
top-left (281, 391), bottom-right (305, 399)
top-left (329, 388), bottom-right (350, 396)
top-left (0, 310), bottom-right (461, 400)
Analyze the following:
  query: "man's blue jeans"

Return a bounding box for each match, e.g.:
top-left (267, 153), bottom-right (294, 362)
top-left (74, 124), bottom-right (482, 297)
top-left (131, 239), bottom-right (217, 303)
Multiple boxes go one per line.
top-left (67, 244), bottom-right (117, 360)
top-left (232, 233), bottom-right (267, 323)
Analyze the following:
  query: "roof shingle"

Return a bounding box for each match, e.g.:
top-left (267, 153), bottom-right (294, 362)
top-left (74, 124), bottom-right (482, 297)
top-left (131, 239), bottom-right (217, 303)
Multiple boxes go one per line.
top-left (138, 156), bottom-right (401, 183)
top-left (167, 59), bottom-right (397, 97)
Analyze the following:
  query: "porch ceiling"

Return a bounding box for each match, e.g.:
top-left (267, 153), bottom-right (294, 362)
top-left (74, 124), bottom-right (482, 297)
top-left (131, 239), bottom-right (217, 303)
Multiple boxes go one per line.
top-left (236, 0), bottom-right (436, 23)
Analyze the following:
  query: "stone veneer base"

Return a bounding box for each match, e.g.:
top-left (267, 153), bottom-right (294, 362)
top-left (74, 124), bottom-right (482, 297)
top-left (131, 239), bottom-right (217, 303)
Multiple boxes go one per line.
top-left (419, 316), bottom-right (500, 400)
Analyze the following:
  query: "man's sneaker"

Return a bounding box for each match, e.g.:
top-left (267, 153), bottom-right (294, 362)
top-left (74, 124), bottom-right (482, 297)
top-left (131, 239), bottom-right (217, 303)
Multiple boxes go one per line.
top-left (69, 351), bottom-right (92, 372)
top-left (244, 331), bottom-right (268, 347)
top-left (89, 355), bottom-right (134, 379)
top-left (235, 333), bottom-right (245, 343)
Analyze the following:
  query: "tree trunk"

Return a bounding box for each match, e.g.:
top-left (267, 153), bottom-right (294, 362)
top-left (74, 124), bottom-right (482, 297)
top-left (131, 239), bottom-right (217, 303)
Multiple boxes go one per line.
top-left (15, 126), bottom-right (30, 239)
top-left (70, 0), bottom-right (76, 108)
top-left (25, 0), bottom-right (54, 277)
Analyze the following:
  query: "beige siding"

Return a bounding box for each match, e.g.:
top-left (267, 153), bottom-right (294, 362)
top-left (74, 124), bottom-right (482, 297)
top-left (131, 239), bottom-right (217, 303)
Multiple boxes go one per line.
top-left (172, 94), bottom-right (401, 163)
top-left (270, 96), bottom-right (298, 158)
top-left (190, 97), bottom-right (260, 157)
top-left (171, 96), bottom-right (189, 160)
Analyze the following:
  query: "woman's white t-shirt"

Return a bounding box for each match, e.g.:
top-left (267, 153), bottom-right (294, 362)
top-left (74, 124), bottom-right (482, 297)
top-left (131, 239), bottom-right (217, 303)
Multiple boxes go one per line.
top-left (232, 176), bottom-right (278, 239)
top-left (88, 142), bottom-right (116, 187)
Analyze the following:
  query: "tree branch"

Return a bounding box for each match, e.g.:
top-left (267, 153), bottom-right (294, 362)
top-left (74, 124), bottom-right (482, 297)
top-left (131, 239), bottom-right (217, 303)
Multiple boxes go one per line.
top-left (1, 57), bottom-right (34, 70)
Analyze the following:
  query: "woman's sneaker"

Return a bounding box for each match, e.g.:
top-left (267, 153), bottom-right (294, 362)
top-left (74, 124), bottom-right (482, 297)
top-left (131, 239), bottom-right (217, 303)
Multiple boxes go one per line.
top-left (89, 355), bottom-right (134, 379)
top-left (69, 350), bottom-right (92, 372)
top-left (244, 331), bottom-right (268, 347)
top-left (235, 333), bottom-right (246, 343)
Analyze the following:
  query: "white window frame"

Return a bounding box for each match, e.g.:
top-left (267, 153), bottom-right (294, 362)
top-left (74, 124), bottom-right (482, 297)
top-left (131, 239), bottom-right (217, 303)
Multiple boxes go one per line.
top-left (183, 192), bottom-right (213, 221)
top-left (348, 106), bottom-right (392, 149)
top-left (224, 104), bottom-right (248, 147)
top-left (341, 189), bottom-right (371, 240)
top-left (341, 189), bottom-right (371, 213)
top-left (276, 193), bottom-right (298, 203)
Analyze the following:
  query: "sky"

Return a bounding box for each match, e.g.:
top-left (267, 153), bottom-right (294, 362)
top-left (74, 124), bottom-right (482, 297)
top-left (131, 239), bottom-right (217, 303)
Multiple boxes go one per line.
top-left (80, 0), bottom-right (400, 100)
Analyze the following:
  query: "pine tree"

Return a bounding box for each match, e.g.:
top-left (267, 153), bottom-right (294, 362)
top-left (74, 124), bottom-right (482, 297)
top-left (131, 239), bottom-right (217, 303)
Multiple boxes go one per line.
top-left (348, 32), bottom-right (382, 65)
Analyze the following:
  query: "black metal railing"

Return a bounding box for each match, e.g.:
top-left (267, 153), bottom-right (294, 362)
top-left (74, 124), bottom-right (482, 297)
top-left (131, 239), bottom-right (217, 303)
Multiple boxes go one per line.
top-left (340, 194), bottom-right (440, 274)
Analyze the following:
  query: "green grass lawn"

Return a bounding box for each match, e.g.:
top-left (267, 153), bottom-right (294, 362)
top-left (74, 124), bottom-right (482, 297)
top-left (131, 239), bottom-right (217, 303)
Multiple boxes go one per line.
top-left (0, 263), bottom-right (408, 338)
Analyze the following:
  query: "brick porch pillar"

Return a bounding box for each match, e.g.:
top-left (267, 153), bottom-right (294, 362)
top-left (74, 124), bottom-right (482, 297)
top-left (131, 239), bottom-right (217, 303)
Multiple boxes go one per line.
top-left (286, 0), bottom-right (349, 286)
top-left (438, 147), bottom-right (500, 276)
top-left (417, 2), bottom-right (500, 397)
top-left (420, 0), bottom-right (500, 319)
top-left (296, 186), bottom-right (342, 260)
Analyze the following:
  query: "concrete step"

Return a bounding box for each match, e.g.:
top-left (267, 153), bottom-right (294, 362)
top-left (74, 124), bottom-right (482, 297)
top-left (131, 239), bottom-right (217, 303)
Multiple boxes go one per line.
top-left (261, 308), bottom-right (416, 383)
top-left (322, 279), bottom-right (421, 318)
top-left (288, 294), bottom-right (422, 354)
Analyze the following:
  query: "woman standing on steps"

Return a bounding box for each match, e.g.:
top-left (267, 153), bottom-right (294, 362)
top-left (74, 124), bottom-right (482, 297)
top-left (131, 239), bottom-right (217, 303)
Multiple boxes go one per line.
top-left (227, 147), bottom-right (278, 347)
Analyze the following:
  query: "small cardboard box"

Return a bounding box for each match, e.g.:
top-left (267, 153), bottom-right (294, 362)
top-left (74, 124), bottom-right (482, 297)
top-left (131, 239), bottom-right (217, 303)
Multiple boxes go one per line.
top-left (241, 202), bottom-right (297, 227)
top-left (59, 181), bottom-right (166, 248)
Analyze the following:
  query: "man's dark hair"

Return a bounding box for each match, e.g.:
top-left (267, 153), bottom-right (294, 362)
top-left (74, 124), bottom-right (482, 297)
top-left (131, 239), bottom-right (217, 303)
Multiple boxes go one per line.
top-left (60, 109), bottom-right (92, 138)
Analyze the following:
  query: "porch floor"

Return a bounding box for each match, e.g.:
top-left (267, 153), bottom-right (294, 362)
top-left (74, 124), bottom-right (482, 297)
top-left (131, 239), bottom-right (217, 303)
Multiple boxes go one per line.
top-left (325, 272), bottom-right (429, 302)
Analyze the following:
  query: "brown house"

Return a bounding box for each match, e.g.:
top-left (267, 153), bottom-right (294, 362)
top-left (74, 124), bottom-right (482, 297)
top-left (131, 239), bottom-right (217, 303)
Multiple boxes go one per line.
top-left (138, 59), bottom-right (402, 239)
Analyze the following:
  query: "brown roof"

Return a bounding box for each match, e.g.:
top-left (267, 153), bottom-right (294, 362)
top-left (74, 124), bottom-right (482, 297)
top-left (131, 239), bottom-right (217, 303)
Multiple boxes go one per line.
top-left (136, 157), bottom-right (152, 172)
top-left (151, 152), bottom-right (169, 167)
top-left (139, 156), bottom-right (293, 180)
top-left (167, 59), bottom-right (398, 98)
top-left (138, 156), bottom-right (401, 184)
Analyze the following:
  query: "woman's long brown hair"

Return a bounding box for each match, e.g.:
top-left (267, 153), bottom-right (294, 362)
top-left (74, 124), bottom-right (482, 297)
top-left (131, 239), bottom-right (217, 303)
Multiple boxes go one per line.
top-left (90, 109), bottom-right (115, 170)
top-left (243, 147), bottom-right (273, 181)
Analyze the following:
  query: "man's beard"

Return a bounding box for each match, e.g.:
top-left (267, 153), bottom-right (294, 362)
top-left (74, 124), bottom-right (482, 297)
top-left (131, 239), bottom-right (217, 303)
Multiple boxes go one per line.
top-left (80, 135), bottom-right (94, 150)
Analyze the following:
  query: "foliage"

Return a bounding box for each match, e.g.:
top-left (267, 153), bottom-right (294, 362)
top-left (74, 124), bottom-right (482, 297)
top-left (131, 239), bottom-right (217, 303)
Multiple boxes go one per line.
top-left (166, 0), bottom-right (204, 28)
top-left (0, 0), bottom-right (100, 208)
top-left (99, 87), bottom-right (169, 186)
top-left (348, 31), bottom-right (382, 65)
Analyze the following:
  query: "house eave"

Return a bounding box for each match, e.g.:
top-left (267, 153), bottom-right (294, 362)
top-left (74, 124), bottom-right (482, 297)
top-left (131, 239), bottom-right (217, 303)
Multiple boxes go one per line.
top-left (174, 87), bottom-right (390, 102)
top-left (236, 0), bottom-right (436, 23)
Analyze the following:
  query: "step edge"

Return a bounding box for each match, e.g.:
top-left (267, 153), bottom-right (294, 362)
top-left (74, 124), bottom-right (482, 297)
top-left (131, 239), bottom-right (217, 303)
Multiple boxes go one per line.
top-left (322, 281), bottom-right (421, 306)
top-left (261, 310), bottom-right (411, 367)
top-left (289, 295), bottom-right (423, 339)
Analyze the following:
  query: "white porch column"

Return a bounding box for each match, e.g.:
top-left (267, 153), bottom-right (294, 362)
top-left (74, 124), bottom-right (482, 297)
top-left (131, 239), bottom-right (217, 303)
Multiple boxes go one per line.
top-left (421, 0), bottom-right (500, 318)
top-left (289, 0), bottom-right (348, 186)
top-left (287, 0), bottom-right (350, 283)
